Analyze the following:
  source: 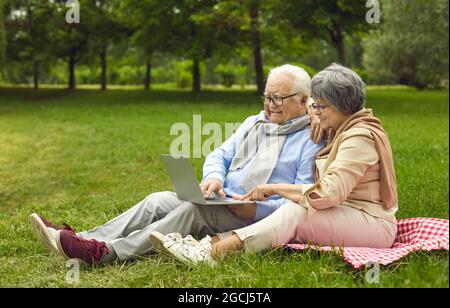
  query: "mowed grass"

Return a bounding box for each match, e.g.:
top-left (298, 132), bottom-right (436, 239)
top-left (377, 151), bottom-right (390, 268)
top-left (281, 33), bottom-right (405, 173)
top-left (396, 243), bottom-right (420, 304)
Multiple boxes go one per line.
top-left (0, 86), bottom-right (448, 288)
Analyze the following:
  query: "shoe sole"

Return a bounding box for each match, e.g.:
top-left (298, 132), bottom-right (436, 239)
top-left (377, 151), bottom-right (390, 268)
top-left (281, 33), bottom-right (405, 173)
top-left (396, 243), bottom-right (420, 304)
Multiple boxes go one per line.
top-left (149, 231), bottom-right (193, 268)
top-left (29, 213), bottom-right (60, 255)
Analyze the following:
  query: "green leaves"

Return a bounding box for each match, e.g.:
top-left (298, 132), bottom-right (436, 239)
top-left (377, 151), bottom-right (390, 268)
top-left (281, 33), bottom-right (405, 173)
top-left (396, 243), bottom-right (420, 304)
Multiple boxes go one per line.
top-left (363, 0), bottom-right (449, 88)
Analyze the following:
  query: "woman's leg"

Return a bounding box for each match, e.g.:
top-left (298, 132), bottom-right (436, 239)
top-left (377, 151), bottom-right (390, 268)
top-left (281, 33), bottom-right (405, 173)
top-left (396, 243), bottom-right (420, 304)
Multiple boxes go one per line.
top-left (211, 202), bottom-right (306, 258)
top-left (297, 205), bottom-right (397, 248)
top-left (210, 203), bottom-right (397, 259)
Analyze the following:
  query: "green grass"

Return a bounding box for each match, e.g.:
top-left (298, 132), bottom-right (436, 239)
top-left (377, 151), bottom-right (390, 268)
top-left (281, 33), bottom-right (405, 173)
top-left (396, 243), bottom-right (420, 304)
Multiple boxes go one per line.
top-left (0, 86), bottom-right (448, 288)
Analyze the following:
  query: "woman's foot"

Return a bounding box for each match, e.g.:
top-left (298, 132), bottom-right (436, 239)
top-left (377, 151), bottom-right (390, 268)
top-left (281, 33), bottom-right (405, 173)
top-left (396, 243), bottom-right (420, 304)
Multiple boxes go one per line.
top-left (56, 230), bottom-right (110, 265)
top-left (29, 213), bottom-right (76, 255)
top-left (149, 231), bottom-right (216, 267)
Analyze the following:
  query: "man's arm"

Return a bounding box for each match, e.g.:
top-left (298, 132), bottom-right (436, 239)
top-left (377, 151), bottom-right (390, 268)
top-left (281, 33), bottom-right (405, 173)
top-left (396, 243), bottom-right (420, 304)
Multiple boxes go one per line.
top-left (201, 115), bottom-right (257, 197)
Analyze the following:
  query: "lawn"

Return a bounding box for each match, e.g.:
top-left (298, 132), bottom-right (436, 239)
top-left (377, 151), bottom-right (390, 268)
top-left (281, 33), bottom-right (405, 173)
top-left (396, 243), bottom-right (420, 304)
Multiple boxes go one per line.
top-left (0, 86), bottom-right (448, 288)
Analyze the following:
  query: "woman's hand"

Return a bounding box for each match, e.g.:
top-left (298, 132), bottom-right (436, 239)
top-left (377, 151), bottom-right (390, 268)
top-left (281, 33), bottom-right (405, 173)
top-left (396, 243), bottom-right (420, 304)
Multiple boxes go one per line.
top-left (233, 184), bottom-right (276, 201)
top-left (234, 183), bottom-right (304, 203)
top-left (310, 114), bottom-right (326, 144)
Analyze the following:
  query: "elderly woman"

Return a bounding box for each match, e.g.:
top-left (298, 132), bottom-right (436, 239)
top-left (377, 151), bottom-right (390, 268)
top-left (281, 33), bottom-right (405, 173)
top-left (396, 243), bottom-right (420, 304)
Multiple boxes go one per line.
top-left (150, 64), bottom-right (398, 266)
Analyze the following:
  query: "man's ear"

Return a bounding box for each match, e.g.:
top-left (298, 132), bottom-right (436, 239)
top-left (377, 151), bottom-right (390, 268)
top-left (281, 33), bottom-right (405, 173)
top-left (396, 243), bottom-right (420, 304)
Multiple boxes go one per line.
top-left (300, 95), bottom-right (308, 105)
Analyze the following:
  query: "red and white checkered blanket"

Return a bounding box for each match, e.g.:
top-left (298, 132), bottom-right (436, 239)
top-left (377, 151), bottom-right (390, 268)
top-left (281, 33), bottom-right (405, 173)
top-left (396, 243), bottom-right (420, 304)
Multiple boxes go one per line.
top-left (284, 217), bottom-right (449, 268)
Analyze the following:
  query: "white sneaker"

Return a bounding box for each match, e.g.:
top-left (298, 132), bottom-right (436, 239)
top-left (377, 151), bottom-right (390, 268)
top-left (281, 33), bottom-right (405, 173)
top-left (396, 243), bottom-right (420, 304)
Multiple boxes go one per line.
top-left (29, 213), bottom-right (60, 255)
top-left (149, 231), bottom-right (183, 252)
top-left (149, 232), bottom-right (216, 267)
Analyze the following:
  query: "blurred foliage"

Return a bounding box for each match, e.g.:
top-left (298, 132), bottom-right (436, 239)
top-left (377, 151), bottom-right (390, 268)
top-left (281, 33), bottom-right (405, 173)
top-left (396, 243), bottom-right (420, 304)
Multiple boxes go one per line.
top-left (0, 0), bottom-right (6, 69)
top-left (1, 0), bottom-right (448, 90)
top-left (363, 0), bottom-right (449, 89)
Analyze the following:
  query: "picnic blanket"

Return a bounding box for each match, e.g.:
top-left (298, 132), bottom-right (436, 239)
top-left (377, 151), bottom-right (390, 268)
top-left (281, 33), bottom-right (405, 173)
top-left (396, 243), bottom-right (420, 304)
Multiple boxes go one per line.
top-left (284, 217), bottom-right (449, 269)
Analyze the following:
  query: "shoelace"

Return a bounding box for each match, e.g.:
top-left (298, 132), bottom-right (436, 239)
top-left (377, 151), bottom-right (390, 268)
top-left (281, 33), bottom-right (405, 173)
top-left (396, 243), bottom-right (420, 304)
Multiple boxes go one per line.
top-left (182, 235), bottom-right (199, 246)
top-left (181, 240), bottom-right (212, 263)
top-left (62, 223), bottom-right (76, 233)
top-left (72, 237), bottom-right (110, 261)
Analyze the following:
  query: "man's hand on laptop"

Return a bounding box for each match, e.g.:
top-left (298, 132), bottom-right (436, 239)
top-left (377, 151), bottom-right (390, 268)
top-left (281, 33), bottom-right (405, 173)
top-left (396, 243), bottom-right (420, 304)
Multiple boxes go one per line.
top-left (200, 178), bottom-right (226, 199)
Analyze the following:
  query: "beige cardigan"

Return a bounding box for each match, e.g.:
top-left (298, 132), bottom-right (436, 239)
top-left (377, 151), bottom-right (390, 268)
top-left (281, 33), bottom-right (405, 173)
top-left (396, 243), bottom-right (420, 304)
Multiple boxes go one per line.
top-left (299, 127), bottom-right (398, 223)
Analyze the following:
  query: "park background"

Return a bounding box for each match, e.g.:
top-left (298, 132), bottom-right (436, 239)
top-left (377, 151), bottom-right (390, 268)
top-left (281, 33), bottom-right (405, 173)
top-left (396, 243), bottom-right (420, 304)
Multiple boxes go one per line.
top-left (0, 0), bottom-right (448, 287)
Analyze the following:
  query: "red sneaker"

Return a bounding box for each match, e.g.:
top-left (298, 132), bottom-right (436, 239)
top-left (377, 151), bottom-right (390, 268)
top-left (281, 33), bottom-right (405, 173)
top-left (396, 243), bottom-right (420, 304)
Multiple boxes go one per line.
top-left (56, 230), bottom-right (110, 265)
top-left (35, 214), bottom-right (76, 232)
top-left (29, 213), bottom-right (76, 255)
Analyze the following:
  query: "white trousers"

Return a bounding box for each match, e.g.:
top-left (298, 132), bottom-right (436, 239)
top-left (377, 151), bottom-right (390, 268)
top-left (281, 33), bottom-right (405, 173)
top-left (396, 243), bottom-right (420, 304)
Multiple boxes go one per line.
top-left (231, 202), bottom-right (397, 253)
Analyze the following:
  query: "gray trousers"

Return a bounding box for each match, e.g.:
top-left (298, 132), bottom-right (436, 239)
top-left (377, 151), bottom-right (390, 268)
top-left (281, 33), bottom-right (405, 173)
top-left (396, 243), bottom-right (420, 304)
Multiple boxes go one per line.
top-left (77, 191), bottom-right (252, 261)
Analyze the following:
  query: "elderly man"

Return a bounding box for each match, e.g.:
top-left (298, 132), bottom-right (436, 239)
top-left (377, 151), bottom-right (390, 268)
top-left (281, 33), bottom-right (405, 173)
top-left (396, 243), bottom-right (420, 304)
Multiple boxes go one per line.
top-left (29, 64), bottom-right (324, 265)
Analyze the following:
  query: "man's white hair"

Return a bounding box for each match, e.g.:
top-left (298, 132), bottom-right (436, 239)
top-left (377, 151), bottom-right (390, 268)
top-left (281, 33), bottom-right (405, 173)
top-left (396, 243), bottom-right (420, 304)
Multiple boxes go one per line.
top-left (267, 64), bottom-right (312, 98)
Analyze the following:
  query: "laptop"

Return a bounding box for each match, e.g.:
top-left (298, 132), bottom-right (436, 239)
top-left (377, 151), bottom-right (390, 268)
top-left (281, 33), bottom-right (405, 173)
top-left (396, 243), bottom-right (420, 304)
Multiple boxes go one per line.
top-left (161, 154), bottom-right (254, 206)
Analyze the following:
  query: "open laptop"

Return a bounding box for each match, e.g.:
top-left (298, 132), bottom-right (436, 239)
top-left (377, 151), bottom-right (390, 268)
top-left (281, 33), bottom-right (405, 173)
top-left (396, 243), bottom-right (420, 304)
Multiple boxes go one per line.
top-left (161, 154), bottom-right (254, 206)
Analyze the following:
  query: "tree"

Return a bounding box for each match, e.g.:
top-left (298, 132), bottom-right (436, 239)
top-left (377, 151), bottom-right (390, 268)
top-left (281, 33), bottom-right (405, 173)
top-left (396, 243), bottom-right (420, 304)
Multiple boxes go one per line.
top-left (248, 0), bottom-right (267, 93)
top-left (119, 0), bottom-right (176, 91)
top-left (0, 0), bottom-right (6, 70)
top-left (174, 0), bottom-right (221, 93)
top-left (88, 0), bottom-right (128, 90)
top-left (3, 0), bottom-right (54, 89)
top-left (363, 0), bottom-right (449, 88)
top-left (196, 0), bottom-right (266, 93)
top-left (48, 0), bottom-right (91, 90)
top-left (169, 0), bottom-right (242, 92)
top-left (210, 0), bottom-right (302, 94)
top-left (279, 0), bottom-right (369, 65)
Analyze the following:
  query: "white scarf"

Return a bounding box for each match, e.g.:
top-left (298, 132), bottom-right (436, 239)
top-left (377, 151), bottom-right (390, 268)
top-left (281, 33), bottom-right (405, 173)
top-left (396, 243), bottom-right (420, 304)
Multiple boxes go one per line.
top-left (229, 111), bottom-right (311, 192)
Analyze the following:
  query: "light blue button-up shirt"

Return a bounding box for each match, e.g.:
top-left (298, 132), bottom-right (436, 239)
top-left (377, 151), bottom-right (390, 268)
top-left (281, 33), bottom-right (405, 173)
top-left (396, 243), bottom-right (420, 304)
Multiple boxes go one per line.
top-left (202, 113), bottom-right (324, 222)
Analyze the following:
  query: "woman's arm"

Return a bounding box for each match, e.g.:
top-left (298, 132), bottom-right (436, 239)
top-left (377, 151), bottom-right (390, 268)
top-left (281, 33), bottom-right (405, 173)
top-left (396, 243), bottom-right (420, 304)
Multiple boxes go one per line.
top-left (234, 184), bottom-right (304, 203)
top-left (269, 184), bottom-right (304, 203)
top-left (304, 131), bottom-right (379, 210)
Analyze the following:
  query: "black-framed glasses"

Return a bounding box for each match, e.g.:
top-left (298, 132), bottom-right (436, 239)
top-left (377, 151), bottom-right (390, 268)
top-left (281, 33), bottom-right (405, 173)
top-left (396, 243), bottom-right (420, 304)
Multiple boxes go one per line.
top-left (262, 93), bottom-right (298, 106)
top-left (311, 103), bottom-right (331, 112)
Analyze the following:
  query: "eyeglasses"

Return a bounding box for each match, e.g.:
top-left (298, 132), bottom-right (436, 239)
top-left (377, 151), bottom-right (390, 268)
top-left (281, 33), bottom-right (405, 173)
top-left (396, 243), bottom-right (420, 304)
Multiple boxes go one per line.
top-left (262, 93), bottom-right (298, 106)
top-left (311, 103), bottom-right (331, 112)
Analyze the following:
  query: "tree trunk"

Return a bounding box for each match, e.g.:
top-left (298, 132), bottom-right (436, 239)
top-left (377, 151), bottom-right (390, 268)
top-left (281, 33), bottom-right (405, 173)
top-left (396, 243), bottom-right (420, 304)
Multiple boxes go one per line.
top-left (335, 36), bottom-right (346, 66)
top-left (68, 49), bottom-right (76, 90)
top-left (250, 0), bottom-right (264, 94)
top-left (144, 60), bottom-right (151, 91)
top-left (192, 57), bottom-right (201, 93)
top-left (33, 60), bottom-right (39, 90)
top-left (100, 46), bottom-right (107, 91)
top-left (329, 10), bottom-right (346, 66)
top-left (189, 22), bottom-right (201, 93)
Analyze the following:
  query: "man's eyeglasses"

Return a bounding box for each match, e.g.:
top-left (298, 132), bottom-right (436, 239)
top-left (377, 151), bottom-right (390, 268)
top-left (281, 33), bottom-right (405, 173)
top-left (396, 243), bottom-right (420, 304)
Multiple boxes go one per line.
top-left (311, 103), bottom-right (330, 112)
top-left (262, 93), bottom-right (298, 106)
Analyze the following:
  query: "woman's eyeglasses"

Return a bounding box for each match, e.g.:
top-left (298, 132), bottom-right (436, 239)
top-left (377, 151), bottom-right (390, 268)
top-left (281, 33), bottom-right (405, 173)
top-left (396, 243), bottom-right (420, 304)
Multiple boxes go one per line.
top-left (311, 103), bottom-right (330, 112)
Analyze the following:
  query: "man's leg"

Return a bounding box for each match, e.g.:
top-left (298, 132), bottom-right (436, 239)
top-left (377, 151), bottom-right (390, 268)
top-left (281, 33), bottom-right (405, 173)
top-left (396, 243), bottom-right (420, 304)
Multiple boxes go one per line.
top-left (108, 202), bottom-right (253, 262)
top-left (77, 191), bottom-right (185, 242)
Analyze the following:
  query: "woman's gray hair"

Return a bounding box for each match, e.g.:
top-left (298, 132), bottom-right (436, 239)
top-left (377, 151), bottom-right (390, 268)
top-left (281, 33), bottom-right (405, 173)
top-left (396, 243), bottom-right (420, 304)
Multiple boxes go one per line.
top-left (311, 63), bottom-right (366, 114)
top-left (268, 64), bottom-right (311, 98)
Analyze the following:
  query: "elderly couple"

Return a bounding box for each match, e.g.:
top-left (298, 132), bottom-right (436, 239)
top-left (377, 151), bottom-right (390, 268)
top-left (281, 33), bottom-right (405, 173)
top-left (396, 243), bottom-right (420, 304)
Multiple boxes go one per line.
top-left (29, 63), bottom-right (398, 267)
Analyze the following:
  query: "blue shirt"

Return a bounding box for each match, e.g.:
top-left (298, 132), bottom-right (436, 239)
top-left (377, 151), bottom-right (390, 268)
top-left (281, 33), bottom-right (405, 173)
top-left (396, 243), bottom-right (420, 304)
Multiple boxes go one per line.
top-left (202, 113), bottom-right (324, 222)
